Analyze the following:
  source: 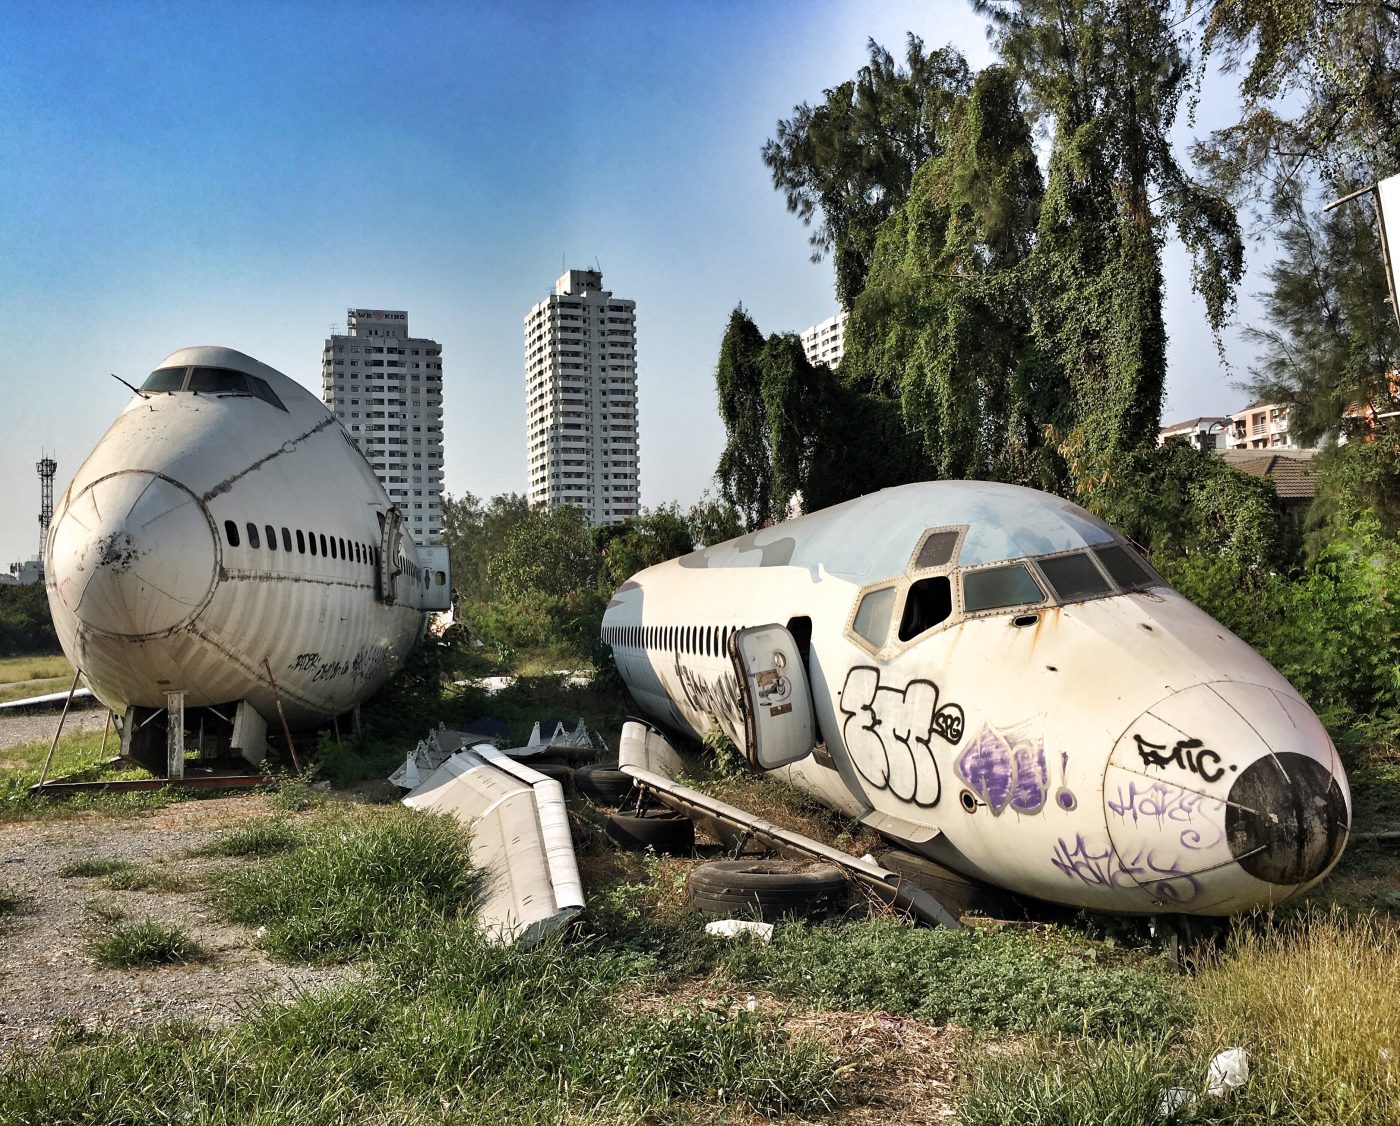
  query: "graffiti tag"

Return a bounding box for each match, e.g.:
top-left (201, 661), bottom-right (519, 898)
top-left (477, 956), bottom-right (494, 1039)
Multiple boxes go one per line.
top-left (955, 725), bottom-right (1049, 815)
top-left (1050, 834), bottom-right (1202, 903)
top-left (1134, 733), bottom-right (1232, 784)
top-left (1107, 779), bottom-right (1227, 851)
top-left (838, 666), bottom-right (964, 808)
top-left (673, 654), bottom-right (744, 737)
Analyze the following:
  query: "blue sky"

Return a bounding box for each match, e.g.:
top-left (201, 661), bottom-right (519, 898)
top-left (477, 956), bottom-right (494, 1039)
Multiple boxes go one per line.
top-left (0, 0), bottom-right (1269, 570)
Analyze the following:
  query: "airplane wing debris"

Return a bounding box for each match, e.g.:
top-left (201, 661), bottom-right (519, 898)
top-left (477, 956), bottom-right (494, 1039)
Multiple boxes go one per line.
top-left (0, 688), bottom-right (95, 711)
top-left (402, 736), bottom-right (584, 946)
top-left (616, 721), bottom-right (962, 929)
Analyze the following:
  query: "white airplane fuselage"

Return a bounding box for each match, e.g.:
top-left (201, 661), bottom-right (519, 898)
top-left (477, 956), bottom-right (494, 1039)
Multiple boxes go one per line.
top-left (603, 481), bottom-right (1351, 917)
top-left (46, 347), bottom-right (448, 752)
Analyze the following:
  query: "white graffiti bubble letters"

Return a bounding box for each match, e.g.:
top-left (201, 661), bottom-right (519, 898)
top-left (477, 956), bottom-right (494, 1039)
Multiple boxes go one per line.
top-left (838, 666), bottom-right (964, 808)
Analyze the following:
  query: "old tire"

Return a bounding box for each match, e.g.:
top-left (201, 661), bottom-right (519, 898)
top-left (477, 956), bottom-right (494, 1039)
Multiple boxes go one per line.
top-left (687, 860), bottom-right (848, 922)
top-left (529, 760), bottom-right (572, 790)
top-left (605, 809), bottom-right (695, 855)
top-left (575, 762), bottom-right (636, 807)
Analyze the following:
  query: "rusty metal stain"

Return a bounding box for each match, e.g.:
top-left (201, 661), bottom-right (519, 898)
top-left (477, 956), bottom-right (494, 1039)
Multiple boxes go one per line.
top-left (200, 415), bottom-right (337, 502)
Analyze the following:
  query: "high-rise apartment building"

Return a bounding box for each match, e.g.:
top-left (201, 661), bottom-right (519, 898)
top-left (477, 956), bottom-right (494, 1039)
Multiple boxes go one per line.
top-left (800, 310), bottom-right (848, 370)
top-left (524, 269), bottom-right (639, 526)
top-left (321, 308), bottom-right (445, 545)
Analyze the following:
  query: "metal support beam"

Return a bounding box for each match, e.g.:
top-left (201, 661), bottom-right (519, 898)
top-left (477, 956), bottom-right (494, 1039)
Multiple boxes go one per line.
top-left (165, 690), bottom-right (186, 780)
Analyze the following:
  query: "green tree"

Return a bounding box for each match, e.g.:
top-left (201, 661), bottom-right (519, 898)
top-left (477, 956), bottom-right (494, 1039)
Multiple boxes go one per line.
top-left (440, 492), bottom-right (529, 605)
top-left (0, 582), bottom-right (59, 657)
top-left (763, 36), bottom-right (973, 308)
top-left (487, 506), bottom-right (598, 605)
top-left (685, 491), bottom-right (744, 547)
top-left (715, 308), bottom-right (773, 530)
top-left (595, 504), bottom-right (695, 589)
top-left (980, 0), bottom-right (1242, 459)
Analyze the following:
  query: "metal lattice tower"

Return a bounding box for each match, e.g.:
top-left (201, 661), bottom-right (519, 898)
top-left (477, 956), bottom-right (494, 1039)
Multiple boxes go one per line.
top-left (37, 455), bottom-right (56, 564)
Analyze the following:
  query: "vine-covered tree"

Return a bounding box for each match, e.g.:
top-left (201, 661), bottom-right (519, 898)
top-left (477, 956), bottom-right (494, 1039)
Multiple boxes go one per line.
top-left (715, 307), bottom-right (773, 530)
top-left (978, 0), bottom-right (1243, 458)
top-left (763, 36), bottom-right (972, 308)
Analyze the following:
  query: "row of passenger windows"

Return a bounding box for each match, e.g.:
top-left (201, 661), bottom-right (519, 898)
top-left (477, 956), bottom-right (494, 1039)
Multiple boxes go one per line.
top-left (602, 623), bottom-right (738, 660)
top-left (224, 520), bottom-right (379, 567)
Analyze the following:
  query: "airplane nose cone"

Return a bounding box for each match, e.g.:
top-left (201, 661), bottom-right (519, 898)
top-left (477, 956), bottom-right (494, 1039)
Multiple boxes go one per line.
top-left (50, 472), bottom-right (217, 639)
top-left (1104, 681), bottom-right (1349, 913)
top-left (1225, 752), bottom-right (1349, 885)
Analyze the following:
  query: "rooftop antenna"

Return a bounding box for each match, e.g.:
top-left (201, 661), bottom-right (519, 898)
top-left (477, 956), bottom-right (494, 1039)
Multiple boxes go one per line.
top-left (37, 452), bottom-right (56, 565)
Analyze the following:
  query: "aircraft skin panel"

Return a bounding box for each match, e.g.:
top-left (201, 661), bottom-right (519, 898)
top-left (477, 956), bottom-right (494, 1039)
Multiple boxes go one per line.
top-left (46, 346), bottom-right (444, 729)
top-left (603, 481), bottom-right (1350, 918)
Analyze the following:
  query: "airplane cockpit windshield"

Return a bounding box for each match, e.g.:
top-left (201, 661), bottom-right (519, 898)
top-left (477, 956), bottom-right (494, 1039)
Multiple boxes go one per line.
top-left (141, 366), bottom-right (287, 411)
top-left (847, 524), bottom-right (1163, 654)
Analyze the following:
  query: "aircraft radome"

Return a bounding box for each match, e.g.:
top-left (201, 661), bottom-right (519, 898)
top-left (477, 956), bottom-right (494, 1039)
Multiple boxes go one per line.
top-left (603, 481), bottom-right (1350, 918)
top-left (44, 346), bottom-right (450, 773)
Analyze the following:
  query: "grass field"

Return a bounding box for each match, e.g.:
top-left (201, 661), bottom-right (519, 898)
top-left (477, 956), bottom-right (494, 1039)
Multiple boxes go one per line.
top-left (0, 654), bottom-right (75, 704)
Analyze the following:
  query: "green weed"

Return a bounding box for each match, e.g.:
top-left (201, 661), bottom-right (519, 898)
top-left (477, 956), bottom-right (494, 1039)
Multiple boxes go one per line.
top-left (90, 919), bottom-right (204, 969)
top-left (104, 867), bottom-right (193, 893)
top-left (212, 805), bottom-right (483, 962)
top-left (718, 918), bottom-right (1189, 1037)
top-left (270, 776), bottom-right (320, 812)
top-left (83, 898), bottom-right (126, 924)
top-left (197, 817), bottom-right (300, 858)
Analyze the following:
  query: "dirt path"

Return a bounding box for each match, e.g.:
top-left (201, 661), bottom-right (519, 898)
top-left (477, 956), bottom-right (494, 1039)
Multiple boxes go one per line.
top-left (0, 795), bottom-right (347, 1061)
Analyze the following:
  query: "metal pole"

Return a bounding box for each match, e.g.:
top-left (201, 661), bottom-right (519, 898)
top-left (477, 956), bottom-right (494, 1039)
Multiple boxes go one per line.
top-left (36, 668), bottom-right (83, 788)
top-left (261, 658), bottom-right (302, 774)
top-left (165, 690), bottom-right (186, 780)
top-left (98, 710), bottom-right (112, 760)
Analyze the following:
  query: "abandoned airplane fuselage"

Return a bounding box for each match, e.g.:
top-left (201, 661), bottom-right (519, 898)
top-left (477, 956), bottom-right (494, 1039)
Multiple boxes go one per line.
top-left (45, 346), bottom-right (449, 765)
top-left (603, 481), bottom-right (1350, 917)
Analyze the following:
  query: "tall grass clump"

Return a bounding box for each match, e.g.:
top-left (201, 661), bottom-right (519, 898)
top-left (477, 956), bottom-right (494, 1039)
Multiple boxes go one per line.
top-left (957, 1035), bottom-right (1207, 1126)
top-left (1191, 909), bottom-right (1400, 1124)
top-left (213, 805), bottom-right (483, 962)
top-left (197, 816), bottom-right (300, 857)
top-left (91, 919), bottom-right (204, 968)
top-left (717, 918), bottom-right (1190, 1037)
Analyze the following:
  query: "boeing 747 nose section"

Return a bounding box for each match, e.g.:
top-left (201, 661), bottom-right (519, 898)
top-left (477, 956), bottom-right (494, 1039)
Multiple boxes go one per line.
top-left (1104, 681), bottom-right (1350, 914)
top-left (49, 470), bottom-right (218, 640)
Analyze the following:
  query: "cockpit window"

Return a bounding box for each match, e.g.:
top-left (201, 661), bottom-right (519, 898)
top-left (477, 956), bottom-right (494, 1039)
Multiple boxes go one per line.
top-left (962, 563), bottom-right (1044, 612)
top-left (852, 586), bottom-right (898, 648)
top-left (913, 529), bottom-right (960, 570)
top-left (898, 576), bottom-right (953, 640)
top-left (1093, 544), bottom-right (1157, 589)
top-left (1038, 552), bottom-right (1111, 602)
top-left (142, 368), bottom-right (186, 392)
top-left (139, 365), bottom-right (286, 411)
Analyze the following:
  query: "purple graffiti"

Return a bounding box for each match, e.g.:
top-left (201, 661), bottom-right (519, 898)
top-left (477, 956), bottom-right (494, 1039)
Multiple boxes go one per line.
top-left (838, 667), bottom-right (963, 807)
top-left (955, 725), bottom-right (1049, 815)
top-left (1050, 834), bottom-right (1201, 903)
top-left (1108, 780), bottom-right (1227, 851)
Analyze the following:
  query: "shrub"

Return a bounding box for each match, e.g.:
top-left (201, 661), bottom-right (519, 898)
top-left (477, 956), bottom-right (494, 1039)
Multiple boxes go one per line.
top-left (91, 919), bottom-right (203, 968)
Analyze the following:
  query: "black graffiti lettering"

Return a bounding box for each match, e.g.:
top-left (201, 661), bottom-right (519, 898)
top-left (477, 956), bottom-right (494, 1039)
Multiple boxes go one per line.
top-left (1134, 733), bottom-right (1227, 783)
top-left (674, 654), bottom-right (744, 737)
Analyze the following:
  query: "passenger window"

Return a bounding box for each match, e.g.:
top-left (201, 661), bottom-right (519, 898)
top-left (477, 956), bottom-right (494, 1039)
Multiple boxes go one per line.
top-left (1038, 552), bottom-right (1111, 602)
top-left (319, 534), bottom-right (328, 557)
top-left (853, 586), bottom-right (898, 648)
top-left (282, 528), bottom-right (292, 552)
top-left (913, 529), bottom-right (960, 570)
top-left (224, 520), bottom-right (240, 547)
top-left (962, 564), bottom-right (1044, 612)
top-left (898, 576), bottom-right (953, 641)
top-left (308, 532), bottom-right (318, 556)
top-left (265, 525), bottom-right (277, 551)
top-left (296, 530), bottom-right (306, 554)
top-left (1094, 544), bottom-right (1156, 589)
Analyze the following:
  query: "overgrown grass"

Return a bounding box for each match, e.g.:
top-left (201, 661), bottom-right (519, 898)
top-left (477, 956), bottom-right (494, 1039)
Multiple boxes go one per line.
top-left (1189, 910), bottom-right (1400, 1124)
top-left (90, 919), bottom-right (204, 969)
top-left (0, 728), bottom-right (173, 823)
top-left (212, 805), bottom-right (484, 962)
top-left (716, 918), bottom-right (1189, 1038)
top-left (0, 653), bottom-right (72, 686)
top-left (196, 817), bottom-right (300, 858)
top-left (104, 866), bottom-right (193, 893)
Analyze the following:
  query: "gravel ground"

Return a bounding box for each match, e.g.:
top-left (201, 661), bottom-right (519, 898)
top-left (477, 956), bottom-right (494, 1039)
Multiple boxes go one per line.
top-left (0, 795), bottom-right (348, 1062)
top-left (0, 703), bottom-right (110, 755)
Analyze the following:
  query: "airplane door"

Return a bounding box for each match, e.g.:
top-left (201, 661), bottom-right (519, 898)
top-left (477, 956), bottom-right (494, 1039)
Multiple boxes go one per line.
top-left (730, 624), bottom-right (816, 770)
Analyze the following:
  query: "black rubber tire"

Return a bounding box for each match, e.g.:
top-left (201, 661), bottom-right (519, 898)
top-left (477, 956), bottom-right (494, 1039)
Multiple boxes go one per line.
top-left (605, 809), bottom-right (695, 855)
top-left (687, 860), bottom-right (848, 922)
top-left (575, 762), bottom-right (636, 807)
top-left (529, 760), bottom-right (572, 790)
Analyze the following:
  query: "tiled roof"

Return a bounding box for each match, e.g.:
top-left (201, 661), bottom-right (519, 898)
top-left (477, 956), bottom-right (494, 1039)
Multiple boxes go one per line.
top-left (1222, 453), bottom-right (1318, 499)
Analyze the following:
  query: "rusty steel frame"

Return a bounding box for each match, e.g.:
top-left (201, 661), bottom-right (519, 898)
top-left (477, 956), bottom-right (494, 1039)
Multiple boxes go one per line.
top-left (29, 773), bottom-right (276, 797)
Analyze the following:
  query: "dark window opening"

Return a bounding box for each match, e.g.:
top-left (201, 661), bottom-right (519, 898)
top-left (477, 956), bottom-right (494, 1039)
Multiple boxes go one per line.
top-left (339, 537), bottom-right (347, 559)
top-left (1094, 544), bottom-right (1156, 589)
top-left (329, 537), bottom-right (338, 560)
top-left (1039, 552), bottom-right (1111, 602)
top-left (319, 534), bottom-right (328, 557)
top-left (246, 523), bottom-right (260, 550)
top-left (914, 529), bottom-right (959, 570)
top-left (308, 532), bottom-right (318, 556)
top-left (296, 529), bottom-right (306, 554)
top-left (852, 586), bottom-right (897, 647)
top-left (224, 520), bottom-right (240, 547)
top-left (265, 525), bottom-right (277, 551)
top-left (963, 564), bottom-right (1044, 612)
top-left (142, 367), bottom-right (187, 392)
top-left (898, 577), bottom-right (953, 641)
top-left (282, 527), bottom-right (292, 552)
